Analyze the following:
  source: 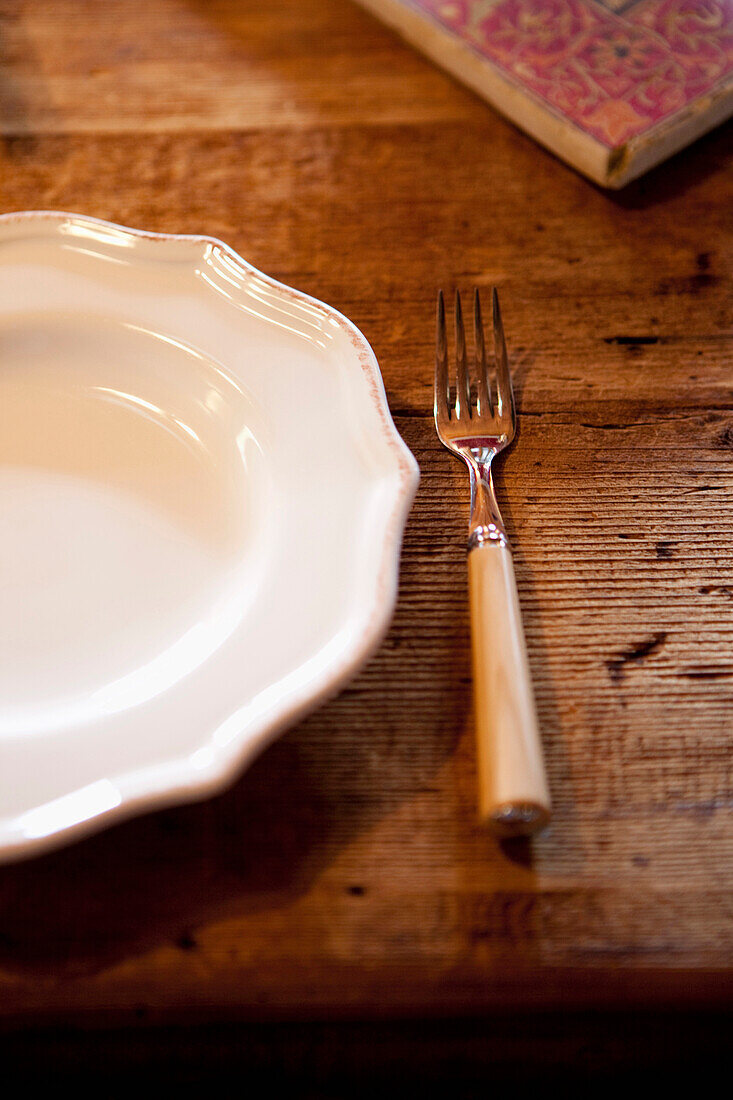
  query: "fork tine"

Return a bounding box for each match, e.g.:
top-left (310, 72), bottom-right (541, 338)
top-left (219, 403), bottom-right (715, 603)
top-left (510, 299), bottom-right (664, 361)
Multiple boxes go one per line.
top-left (474, 289), bottom-right (492, 417)
top-left (455, 290), bottom-right (471, 420)
top-left (435, 290), bottom-right (450, 420)
top-left (492, 287), bottom-right (514, 421)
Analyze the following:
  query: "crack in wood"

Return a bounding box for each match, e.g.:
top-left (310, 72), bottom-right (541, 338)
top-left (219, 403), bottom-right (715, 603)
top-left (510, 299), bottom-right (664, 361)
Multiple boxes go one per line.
top-left (606, 632), bottom-right (668, 683)
top-left (603, 336), bottom-right (660, 345)
top-left (656, 541), bottom-right (676, 560)
top-left (679, 667), bottom-right (733, 681)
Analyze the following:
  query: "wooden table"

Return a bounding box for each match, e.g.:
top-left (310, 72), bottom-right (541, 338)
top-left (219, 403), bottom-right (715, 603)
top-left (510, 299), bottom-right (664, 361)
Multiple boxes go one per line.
top-left (0, 0), bottom-right (731, 1082)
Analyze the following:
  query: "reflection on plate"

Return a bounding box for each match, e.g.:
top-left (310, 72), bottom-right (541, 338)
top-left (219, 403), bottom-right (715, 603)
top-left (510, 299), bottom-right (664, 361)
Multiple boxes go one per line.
top-left (0, 211), bottom-right (418, 861)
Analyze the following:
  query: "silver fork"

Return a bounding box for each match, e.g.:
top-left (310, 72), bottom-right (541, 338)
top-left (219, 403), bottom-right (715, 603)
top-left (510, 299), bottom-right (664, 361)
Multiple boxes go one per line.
top-left (435, 288), bottom-right (550, 837)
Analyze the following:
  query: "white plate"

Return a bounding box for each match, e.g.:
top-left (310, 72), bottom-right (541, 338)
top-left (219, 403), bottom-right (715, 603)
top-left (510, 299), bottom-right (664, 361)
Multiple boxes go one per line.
top-left (0, 211), bottom-right (418, 862)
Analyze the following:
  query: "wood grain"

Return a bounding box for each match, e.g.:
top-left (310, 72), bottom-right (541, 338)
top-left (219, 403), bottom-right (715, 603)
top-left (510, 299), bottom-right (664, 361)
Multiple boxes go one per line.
top-left (0, 0), bottom-right (731, 1031)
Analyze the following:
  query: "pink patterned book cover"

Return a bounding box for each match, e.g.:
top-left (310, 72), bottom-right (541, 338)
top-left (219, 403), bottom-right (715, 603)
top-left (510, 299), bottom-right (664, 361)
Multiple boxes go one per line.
top-left (356, 0), bottom-right (733, 186)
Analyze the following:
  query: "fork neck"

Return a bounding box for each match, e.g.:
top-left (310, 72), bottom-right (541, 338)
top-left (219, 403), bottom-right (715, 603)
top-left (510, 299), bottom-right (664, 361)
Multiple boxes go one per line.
top-left (466, 454), bottom-right (508, 551)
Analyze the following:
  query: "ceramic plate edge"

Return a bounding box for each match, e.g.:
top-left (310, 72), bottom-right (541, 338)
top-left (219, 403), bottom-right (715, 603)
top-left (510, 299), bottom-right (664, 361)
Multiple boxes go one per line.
top-left (0, 210), bottom-right (420, 861)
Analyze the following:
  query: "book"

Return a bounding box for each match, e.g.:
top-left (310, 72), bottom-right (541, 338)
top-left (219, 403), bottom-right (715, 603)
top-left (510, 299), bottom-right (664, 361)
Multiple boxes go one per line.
top-left (355, 0), bottom-right (733, 187)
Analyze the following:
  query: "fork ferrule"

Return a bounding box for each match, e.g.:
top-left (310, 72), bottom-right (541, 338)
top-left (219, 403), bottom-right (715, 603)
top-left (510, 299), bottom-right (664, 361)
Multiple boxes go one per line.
top-left (467, 460), bottom-right (508, 551)
top-left (468, 524), bottom-right (508, 551)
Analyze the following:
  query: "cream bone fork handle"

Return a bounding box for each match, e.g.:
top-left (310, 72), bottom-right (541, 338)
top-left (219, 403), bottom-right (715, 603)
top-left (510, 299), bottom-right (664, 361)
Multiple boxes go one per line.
top-left (434, 288), bottom-right (550, 838)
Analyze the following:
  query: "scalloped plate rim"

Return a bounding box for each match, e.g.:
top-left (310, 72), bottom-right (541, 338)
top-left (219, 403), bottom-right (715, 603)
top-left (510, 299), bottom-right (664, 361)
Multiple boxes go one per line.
top-left (0, 210), bottom-right (419, 862)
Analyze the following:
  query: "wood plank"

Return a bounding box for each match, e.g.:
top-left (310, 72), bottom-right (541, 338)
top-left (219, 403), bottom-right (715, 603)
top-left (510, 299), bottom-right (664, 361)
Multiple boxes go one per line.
top-left (0, 0), bottom-right (474, 133)
top-left (0, 0), bottom-right (730, 1022)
